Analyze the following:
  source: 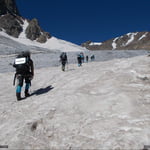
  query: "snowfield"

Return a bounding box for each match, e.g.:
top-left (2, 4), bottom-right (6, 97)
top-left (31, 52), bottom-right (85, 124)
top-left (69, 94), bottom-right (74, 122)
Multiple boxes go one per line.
top-left (0, 30), bottom-right (86, 53)
top-left (0, 52), bottom-right (150, 149)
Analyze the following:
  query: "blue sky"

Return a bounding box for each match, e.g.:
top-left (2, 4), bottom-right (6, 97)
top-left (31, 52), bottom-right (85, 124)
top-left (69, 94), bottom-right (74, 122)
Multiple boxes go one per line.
top-left (16, 0), bottom-right (150, 45)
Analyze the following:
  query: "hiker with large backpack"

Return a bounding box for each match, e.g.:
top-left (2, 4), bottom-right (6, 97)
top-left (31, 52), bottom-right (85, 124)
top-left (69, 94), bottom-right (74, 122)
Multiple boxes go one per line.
top-left (91, 54), bottom-right (95, 61)
top-left (13, 51), bottom-right (34, 101)
top-left (60, 52), bottom-right (68, 71)
top-left (80, 52), bottom-right (85, 63)
top-left (77, 53), bottom-right (82, 67)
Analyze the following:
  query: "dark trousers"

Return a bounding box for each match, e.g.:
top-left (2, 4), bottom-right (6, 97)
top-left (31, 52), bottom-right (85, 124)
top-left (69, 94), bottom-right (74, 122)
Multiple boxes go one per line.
top-left (61, 61), bottom-right (66, 71)
top-left (16, 74), bottom-right (31, 93)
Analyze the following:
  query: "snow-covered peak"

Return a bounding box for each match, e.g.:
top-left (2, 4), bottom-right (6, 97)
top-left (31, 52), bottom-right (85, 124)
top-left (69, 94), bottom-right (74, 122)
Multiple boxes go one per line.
top-left (112, 37), bottom-right (119, 50)
top-left (138, 32), bottom-right (148, 41)
top-left (125, 32), bottom-right (138, 46)
top-left (82, 31), bottom-right (150, 50)
top-left (43, 37), bottom-right (87, 52)
top-left (0, 26), bottom-right (87, 52)
top-left (89, 42), bottom-right (102, 46)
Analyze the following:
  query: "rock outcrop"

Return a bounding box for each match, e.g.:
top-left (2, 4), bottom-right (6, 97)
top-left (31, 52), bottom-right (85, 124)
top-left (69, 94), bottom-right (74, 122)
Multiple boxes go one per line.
top-left (25, 18), bottom-right (51, 43)
top-left (0, 14), bottom-right (23, 37)
top-left (0, 0), bottom-right (51, 43)
top-left (0, 0), bottom-right (20, 16)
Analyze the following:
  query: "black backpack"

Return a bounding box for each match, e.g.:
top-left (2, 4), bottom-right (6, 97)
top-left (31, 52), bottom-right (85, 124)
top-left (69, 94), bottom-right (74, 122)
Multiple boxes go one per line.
top-left (60, 53), bottom-right (67, 61)
top-left (14, 54), bottom-right (30, 74)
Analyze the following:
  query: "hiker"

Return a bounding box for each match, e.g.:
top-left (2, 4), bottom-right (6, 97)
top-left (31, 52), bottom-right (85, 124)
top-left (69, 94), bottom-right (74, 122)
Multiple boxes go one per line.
top-left (91, 55), bottom-right (95, 61)
top-left (60, 52), bottom-right (68, 71)
top-left (77, 53), bottom-right (82, 67)
top-left (80, 52), bottom-right (85, 63)
top-left (13, 51), bottom-right (34, 100)
top-left (86, 55), bottom-right (89, 63)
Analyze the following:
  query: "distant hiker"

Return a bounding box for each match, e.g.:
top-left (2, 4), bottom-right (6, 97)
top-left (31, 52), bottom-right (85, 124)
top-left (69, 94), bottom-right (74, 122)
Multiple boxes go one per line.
top-left (13, 51), bottom-right (34, 101)
top-left (77, 53), bottom-right (82, 67)
top-left (60, 52), bottom-right (68, 71)
top-left (86, 55), bottom-right (89, 63)
top-left (91, 55), bottom-right (95, 61)
top-left (80, 52), bottom-right (85, 63)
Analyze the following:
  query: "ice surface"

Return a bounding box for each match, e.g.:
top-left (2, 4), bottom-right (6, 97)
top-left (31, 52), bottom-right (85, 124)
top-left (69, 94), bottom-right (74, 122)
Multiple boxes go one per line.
top-left (0, 32), bottom-right (149, 149)
top-left (0, 49), bottom-right (149, 149)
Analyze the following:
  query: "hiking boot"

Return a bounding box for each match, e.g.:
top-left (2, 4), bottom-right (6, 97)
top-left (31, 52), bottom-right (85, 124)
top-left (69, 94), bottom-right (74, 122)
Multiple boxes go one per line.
top-left (62, 66), bottom-right (65, 71)
top-left (16, 93), bottom-right (22, 101)
top-left (25, 92), bottom-right (30, 97)
top-left (25, 90), bottom-right (30, 97)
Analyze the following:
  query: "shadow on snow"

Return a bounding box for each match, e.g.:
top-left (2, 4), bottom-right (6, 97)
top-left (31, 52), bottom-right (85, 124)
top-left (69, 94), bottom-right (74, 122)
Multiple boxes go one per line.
top-left (31, 85), bottom-right (54, 96)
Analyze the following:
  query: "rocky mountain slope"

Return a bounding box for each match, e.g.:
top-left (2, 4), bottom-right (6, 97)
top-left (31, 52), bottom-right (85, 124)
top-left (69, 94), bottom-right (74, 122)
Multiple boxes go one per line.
top-left (0, 0), bottom-right (86, 54)
top-left (1, 0), bottom-right (149, 51)
top-left (82, 32), bottom-right (150, 50)
top-left (0, 0), bottom-right (51, 43)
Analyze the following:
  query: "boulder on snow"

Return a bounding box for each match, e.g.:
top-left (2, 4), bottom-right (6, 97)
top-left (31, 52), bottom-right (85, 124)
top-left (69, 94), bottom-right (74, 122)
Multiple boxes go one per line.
top-left (37, 32), bottom-right (51, 43)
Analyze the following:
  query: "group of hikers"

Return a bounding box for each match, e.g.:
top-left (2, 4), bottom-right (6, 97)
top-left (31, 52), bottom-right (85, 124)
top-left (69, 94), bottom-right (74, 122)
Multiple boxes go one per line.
top-left (60, 52), bottom-right (95, 70)
top-left (13, 51), bottom-right (95, 101)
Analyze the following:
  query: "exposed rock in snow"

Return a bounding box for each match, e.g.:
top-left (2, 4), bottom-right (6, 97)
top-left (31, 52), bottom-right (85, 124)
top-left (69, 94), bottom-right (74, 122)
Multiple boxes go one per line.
top-left (82, 32), bottom-right (150, 50)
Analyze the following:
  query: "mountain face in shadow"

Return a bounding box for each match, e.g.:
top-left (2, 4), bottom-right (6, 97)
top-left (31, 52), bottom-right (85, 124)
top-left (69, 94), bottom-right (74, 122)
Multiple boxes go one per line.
top-left (0, 0), bottom-right (20, 16)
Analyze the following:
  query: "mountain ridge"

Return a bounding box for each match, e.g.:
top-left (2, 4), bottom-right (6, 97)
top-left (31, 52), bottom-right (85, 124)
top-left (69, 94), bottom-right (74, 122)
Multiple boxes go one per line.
top-left (0, 0), bottom-right (149, 51)
top-left (82, 31), bottom-right (150, 50)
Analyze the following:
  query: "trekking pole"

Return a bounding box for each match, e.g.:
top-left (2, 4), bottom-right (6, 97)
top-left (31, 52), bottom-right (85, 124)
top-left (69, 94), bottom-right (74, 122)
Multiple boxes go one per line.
top-left (13, 73), bottom-right (17, 86)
